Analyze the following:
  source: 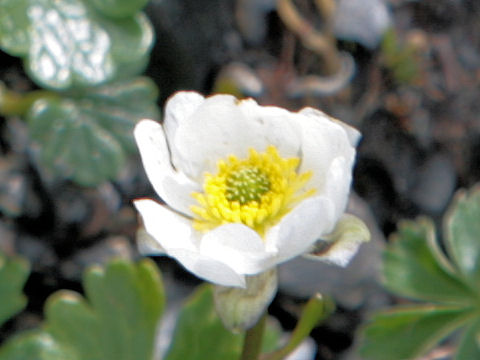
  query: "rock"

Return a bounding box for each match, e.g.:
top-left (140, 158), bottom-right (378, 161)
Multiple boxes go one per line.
top-left (408, 153), bottom-right (456, 215)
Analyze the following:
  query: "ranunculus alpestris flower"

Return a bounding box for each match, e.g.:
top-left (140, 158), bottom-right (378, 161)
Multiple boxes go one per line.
top-left (134, 91), bottom-right (368, 289)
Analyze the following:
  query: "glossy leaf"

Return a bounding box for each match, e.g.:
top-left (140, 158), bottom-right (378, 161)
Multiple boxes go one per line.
top-left (0, 252), bottom-right (30, 327)
top-left (87, 0), bottom-right (150, 19)
top-left (3, 0), bottom-right (154, 90)
top-left (445, 185), bottom-right (480, 285)
top-left (25, 0), bottom-right (115, 89)
top-left (360, 305), bottom-right (474, 360)
top-left (0, 0), bottom-right (30, 56)
top-left (165, 285), bottom-right (244, 360)
top-left (95, 12), bottom-right (153, 77)
top-left (28, 77), bottom-right (159, 186)
top-left (383, 217), bottom-right (477, 304)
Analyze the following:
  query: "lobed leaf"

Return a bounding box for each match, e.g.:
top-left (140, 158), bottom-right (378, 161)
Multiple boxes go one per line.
top-left (444, 185), bottom-right (480, 286)
top-left (1, 0), bottom-right (154, 90)
top-left (0, 258), bottom-right (165, 360)
top-left (383, 217), bottom-right (477, 304)
top-left (360, 305), bottom-right (474, 360)
top-left (0, 253), bottom-right (30, 327)
top-left (28, 77), bottom-right (159, 186)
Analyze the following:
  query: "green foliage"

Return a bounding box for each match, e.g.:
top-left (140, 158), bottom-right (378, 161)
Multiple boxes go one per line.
top-left (165, 285), bottom-right (244, 360)
top-left (0, 0), bottom-right (158, 186)
top-left (360, 185), bottom-right (480, 360)
top-left (28, 77), bottom-right (159, 185)
top-left (0, 0), bottom-right (154, 90)
top-left (0, 253), bottom-right (30, 327)
top-left (0, 258), bottom-right (165, 360)
top-left (87, 0), bottom-right (150, 19)
top-left (381, 28), bottom-right (419, 85)
top-left (165, 285), bottom-right (281, 360)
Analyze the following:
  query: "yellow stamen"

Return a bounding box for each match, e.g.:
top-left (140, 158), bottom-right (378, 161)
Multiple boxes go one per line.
top-left (191, 145), bottom-right (316, 236)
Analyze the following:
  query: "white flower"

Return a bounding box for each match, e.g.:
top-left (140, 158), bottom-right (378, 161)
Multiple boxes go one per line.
top-left (134, 91), bottom-right (366, 288)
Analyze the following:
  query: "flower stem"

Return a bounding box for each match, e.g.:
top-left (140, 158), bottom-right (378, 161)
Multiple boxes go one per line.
top-left (0, 82), bottom-right (57, 117)
top-left (240, 313), bottom-right (267, 360)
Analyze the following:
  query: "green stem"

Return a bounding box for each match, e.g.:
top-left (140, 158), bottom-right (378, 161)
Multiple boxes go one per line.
top-left (240, 313), bottom-right (267, 360)
top-left (0, 82), bottom-right (57, 117)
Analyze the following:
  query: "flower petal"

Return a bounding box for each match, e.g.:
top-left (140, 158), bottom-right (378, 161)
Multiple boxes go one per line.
top-left (296, 110), bottom-right (357, 220)
top-left (304, 213), bottom-right (371, 266)
top-left (135, 199), bottom-right (245, 287)
top-left (299, 107), bottom-right (361, 146)
top-left (134, 119), bottom-right (200, 215)
top-left (265, 196), bottom-right (336, 262)
top-left (200, 223), bottom-right (277, 275)
top-left (163, 91), bottom-right (205, 168)
top-left (134, 199), bottom-right (196, 252)
top-left (168, 94), bottom-right (302, 181)
top-left (167, 248), bottom-right (246, 287)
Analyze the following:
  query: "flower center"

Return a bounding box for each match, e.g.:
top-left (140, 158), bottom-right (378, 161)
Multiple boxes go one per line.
top-left (225, 167), bottom-right (271, 204)
top-left (190, 145), bottom-right (316, 236)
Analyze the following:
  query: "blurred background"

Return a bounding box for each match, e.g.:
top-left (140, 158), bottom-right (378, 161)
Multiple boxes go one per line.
top-left (1, 0), bottom-right (479, 359)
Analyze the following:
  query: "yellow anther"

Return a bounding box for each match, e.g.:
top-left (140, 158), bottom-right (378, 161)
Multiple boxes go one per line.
top-left (191, 145), bottom-right (316, 236)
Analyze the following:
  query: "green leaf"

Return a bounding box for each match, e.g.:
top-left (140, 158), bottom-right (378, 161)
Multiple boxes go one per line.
top-left (87, 0), bottom-right (150, 19)
top-left (95, 12), bottom-right (153, 77)
top-left (445, 185), bottom-right (480, 285)
top-left (28, 77), bottom-right (159, 186)
top-left (0, 252), bottom-right (30, 327)
top-left (383, 217), bottom-right (477, 304)
top-left (165, 285), bottom-right (244, 360)
top-left (360, 305), bottom-right (474, 360)
top-left (7, 0), bottom-right (154, 90)
top-left (45, 258), bottom-right (164, 360)
top-left (456, 319), bottom-right (480, 360)
top-left (0, 0), bottom-right (30, 56)
top-left (0, 331), bottom-right (75, 360)
top-left (0, 259), bottom-right (164, 360)
top-left (25, 0), bottom-right (115, 89)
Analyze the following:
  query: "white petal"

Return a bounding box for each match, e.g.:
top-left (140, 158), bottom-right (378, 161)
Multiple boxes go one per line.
top-left (296, 111), bottom-right (356, 220)
top-left (265, 196), bottom-right (335, 262)
top-left (166, 248), bottom-right (246, 287)
top-left (200, 223), bottom-right (277, 275)
top-left (299, 107), bottom-right (361, 146)
top-left (135, 199), bottom-right (246, 287)
top-left (323, 156), bottom-right (354, 220)
top-left (163, 91), bottom-right (205, 168)
top-left (134, 119), bottom-right (200, 215)
top-left (169, 94), bottom-right (302, 181)
top-left (134, 199), bottom-right (196, 252)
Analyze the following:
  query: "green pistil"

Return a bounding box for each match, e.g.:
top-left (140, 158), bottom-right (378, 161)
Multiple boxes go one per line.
top-left (225, 167), bottom-right (271, 205)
